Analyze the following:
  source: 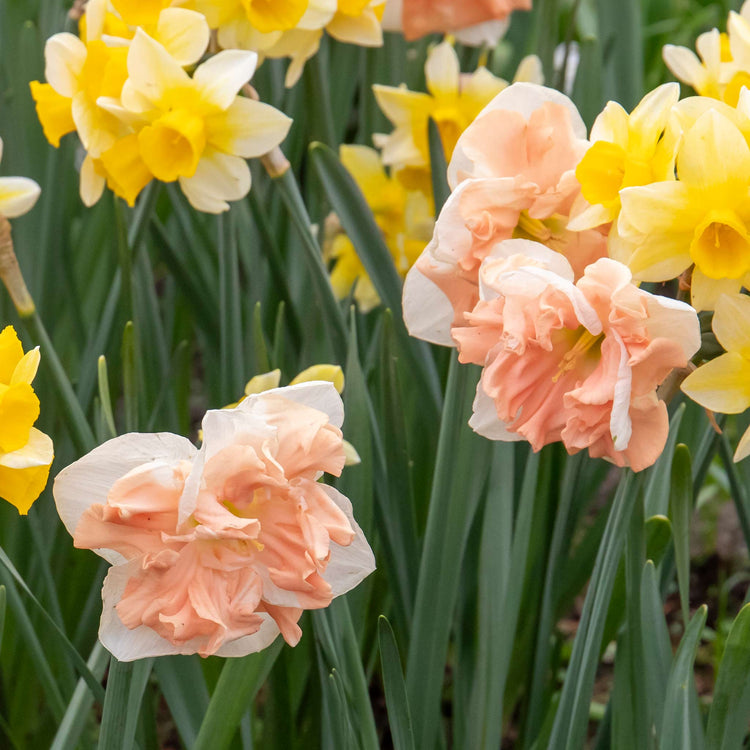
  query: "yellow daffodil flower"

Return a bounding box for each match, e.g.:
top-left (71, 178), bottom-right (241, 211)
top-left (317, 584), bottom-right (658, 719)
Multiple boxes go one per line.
top-left (663, 2), bottom-right (750, 106)
top-left (0, 326), bottom-right (54, 515)
top-left (96, 29), bottom-right (292, 212)
top-left (373, 40), bottom-right (542, 190)
top-left (682, 293), bottom-right (750, 461)
top-left (0, 139), bottom-right (41, 219)
top-left (324, 145), bottom-right (433, 311)
top-left (570, 83), bottom-right (680, 233)
top-left (617, 109), bottom-right (750, 311)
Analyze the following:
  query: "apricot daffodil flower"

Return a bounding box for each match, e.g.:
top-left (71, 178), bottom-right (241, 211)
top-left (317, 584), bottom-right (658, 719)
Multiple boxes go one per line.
top-left (374, 41), bottom-right (542, 188)
top-left (53, 382), bottom-right (374, 660)
top-left (682, 293), bottom-right (750, 461)
top-left (0, 326), bottom-right (54, 515)
top-left (618, 108), bottom-right (750, 311)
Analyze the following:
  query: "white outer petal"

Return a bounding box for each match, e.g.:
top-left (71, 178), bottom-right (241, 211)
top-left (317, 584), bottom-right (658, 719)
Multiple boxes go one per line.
top-left (469, 380), bottom-right (525, 441)
top-left (53, 432), bottom-right (198, 549)
top-left (609, 331), bottom-right (633, 451)
top-left (194, 50), bottom-right (258, 110)
top-left (644, 294), bottom-right (701, 362)
top-left (402, 263), bottom-right (457, 347)
top-left (381, 0), bottom-right (403, 30)
top-left (44, 33), bottom-right (86, 98)
top-left (80, 155), bottom-right (106, 208)
top-left (155, 8), bottom-right (211, 67)
top-left (454, 19), bottom-right (509, 47)
top-left (0, 428), bottom-right (53, 469)
top-left (178, 149), bottom-right (251, 214)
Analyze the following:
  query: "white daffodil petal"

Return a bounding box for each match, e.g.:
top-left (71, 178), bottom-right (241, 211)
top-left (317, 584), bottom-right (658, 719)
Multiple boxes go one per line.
top-left (208, 97), bottom-right (291, 159)
top-left (44, 33), bottom-right (86, 98)
top-left (425, 41), bottom-right (461, 99)
top-left (194, 50), bottom-right (259, 110)
top-left (155, 8), bottom-right (211, 67)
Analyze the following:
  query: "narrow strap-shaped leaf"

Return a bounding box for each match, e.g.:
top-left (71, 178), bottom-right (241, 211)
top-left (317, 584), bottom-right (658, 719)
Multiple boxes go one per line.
top-left (427, 118), bottom-right (450, 215)
top-left (192, 640), bottom-right (283, 750)
top-left (659, 606), bottom-right (708, 750)
top-left (122, 658), bottom-right (154, 750)
top-left (378, 616), bottom-right (415, 750)
top-left (706, 603), bottom-right (750, 749)
top-left (669, 444), bottom-right (693, 624)
top-left (154, 656), bottom-right (210, 748)
top-left (547, 471), bottom-right (640, 749)
top-left (0, 547), bottom-right (105, 704)
top-left (644, 404), bottom-right (685, 517)
top-left (405, 355), bottom-right (492, 749)
top-left (640, 561), bottom-right (673, 738)
top-left (98, 657), bottom-right (133, 750)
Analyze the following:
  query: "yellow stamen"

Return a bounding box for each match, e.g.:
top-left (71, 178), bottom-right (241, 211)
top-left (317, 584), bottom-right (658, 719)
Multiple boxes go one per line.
top-left (552, 329), bottom-right (602, 383)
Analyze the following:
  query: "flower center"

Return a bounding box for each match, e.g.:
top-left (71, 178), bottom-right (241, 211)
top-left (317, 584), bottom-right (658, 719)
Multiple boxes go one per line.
top-left (138, 109), bottom-right (206, 183)
top-left (689, 210), bottom-right (750, 280)
top-left (552, 328), bottom-right (603, 383)
top-left (242, 0), bottom-right (308, 33)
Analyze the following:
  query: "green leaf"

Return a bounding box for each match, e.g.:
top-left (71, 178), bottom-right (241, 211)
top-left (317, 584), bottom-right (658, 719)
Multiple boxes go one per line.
top-left (670, 444), bottom-right (693, 624)
top-left (192, 641), bottom-right (283, 750)
top-left (644, 404), bottom-right (685, 517)
top-left (427, 118), bottom-right (449, 215)
top-left (98, 657), bottom-right (133, 750)
top-left (378, 616), bottom-right (415, 750)
top-left (405, 355), bottom-right (492, 749)
top-left (659, 606), bottom-right (708, 750)
top-left (154, 656), bottom-right (210, 748)
top-left (548, 471), bottom-right (640, 749)
top-left (706, 603), bottom-right (750, 749)
top-left (639, 561), bottom-right (673, 739)
top-left (644, 515), bottom-right (672, 567)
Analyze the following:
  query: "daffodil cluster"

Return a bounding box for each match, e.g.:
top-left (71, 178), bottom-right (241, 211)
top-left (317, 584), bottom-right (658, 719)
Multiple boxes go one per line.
top-left (30, 0), bottom-right (291, 212)
top-left (186, 0), bottom-right (386, 87)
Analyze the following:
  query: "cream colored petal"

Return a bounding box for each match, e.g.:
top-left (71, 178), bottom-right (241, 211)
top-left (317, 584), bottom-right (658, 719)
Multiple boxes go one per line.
top-left (644, 294), bottom-right (701, 362)
top-left (326, 10), bottom-right (383, 46)
top-left (53, 433), bottom-right (197, 559)
top-left (712, 293), bottom-right (750, 356)
top-left (618, 182), bottom-right (694, 234)
top-left (728, 12), bottom-right (750, 69)
top-left (512, 54), bottom-right (544, 85)
top-left (240, 381), bottom-right (345, 430)
top-left (629, 83), bottom-right (680, 146)
top-left (609, 331), bottom-right (633, 451)
top-left (381, 0), bottom-right (402, 31)
top-left (0, 177), bottom-right (41, 219)
top-left (44, 33), bottom-right (86, 98)
top-left (677, 110), bottom-right (750, 189)
top-left (178, 149), bottom-right (251, 214)
top-left (567, 200), bottom-right (615, 231)
top-left (244, 370), bottom-right (282, 395)
top-left (425, 41), bottom-right (461, 99)
top-left (80, 154), bottom-right (106, 207)
top-left (298, 0), bottom-right (338, 29)
top-left (194, 50), bottom-right (258, 110)
top-left (681, 351), bottom-right (750, 413)
top-left (696, 28), bottom-right (721, 73)
top-left (402, 263), bottom-right (456, 346)
top-left (0, 428), bottom-right (53, 470)
top-left (155, 8), bottom-right (210, 67)
top-left (124, 29), bottom-right (190, 112)
top-left (71, 93), bottom-right (119, 158)
top-left (207, 97), bottom-right (291, 158)
top-left (10, 347), bottom-right (40, 385)
top-left (84, 0), bottom-right (107, 42)
top-left (372, 84), bottom-right (432, 128)
top-left (733, 424), bottom-right (750, 461)
top-left (590, 101), bottom-right (629, 145)
top-left (469, 379), bottom-right (525, 441)
top-left (290, 365), bottom-right (344, 393)
top-left (662, 44), bottom-right (706, 90)
top-left (690, 270), bottom-right (742, 313)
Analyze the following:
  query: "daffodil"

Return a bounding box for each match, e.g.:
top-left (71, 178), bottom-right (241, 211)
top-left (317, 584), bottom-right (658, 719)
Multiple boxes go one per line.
top-left (373, 40), bottom-right (542, 190)
top-left (662, 2), bottom-right (750, 107)
top-left (0, 326), bottom-right (54, 515)
top-left (96, 29), bottom-right (291, 212)
top-left (324, 145), bottom-right (433, 311)
top-left (570, 83), bottom-right (680, 236)
top-left (617, 108), bottom-right (750, 311)
top-left (0, 139), bottom-right (41, 219)
top-left (682, 293), bottom-right (750, 461)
